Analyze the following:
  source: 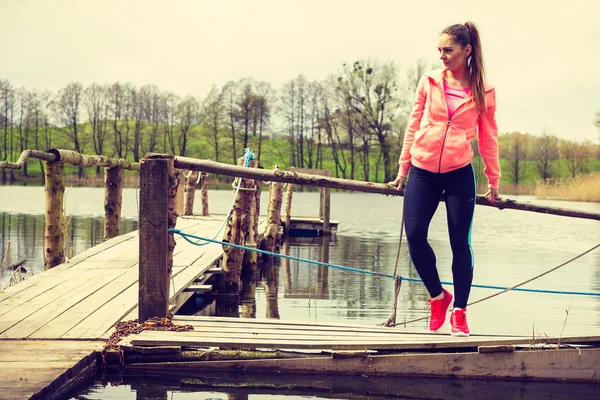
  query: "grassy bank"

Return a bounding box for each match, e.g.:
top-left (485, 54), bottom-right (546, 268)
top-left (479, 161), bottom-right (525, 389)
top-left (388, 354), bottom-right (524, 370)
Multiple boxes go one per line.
top-left (534, 173), bottom-right (600, 202)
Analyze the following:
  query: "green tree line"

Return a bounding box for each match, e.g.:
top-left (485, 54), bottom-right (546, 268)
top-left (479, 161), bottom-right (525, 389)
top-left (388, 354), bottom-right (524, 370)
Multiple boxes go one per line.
top-left (1, 61), bottom-right (599, 186)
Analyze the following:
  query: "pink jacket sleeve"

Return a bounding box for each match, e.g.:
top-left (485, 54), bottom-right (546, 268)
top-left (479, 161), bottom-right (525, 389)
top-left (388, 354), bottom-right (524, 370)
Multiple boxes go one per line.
top-left (398, 76), bottom-right (427, 177)
top-left (477, 89), bottom-right (501, 189)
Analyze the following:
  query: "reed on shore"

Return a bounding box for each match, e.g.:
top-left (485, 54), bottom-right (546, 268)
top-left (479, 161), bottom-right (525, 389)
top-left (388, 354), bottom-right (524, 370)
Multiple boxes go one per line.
top-left (534, 173), bottom-right (600, 202)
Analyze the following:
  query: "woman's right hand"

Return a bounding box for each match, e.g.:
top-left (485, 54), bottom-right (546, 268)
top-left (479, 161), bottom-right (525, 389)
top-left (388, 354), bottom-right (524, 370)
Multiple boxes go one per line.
top-left (388, 175), bottom-right (407, 192)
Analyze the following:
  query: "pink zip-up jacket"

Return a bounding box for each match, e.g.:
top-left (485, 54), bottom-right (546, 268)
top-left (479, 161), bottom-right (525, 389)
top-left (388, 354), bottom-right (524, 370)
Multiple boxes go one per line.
top-left (398, 69), bottom-right (501, 189)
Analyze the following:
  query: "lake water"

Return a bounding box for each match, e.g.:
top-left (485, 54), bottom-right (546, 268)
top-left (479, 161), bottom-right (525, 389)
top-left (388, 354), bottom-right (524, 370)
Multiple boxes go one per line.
top-left (1, 185), bottom-right (599, 399)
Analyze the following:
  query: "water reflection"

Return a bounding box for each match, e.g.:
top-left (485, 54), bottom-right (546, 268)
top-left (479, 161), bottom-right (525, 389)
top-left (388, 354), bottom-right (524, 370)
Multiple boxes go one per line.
top-left (71, 372), bottom-right (600, 400)
top-left (0, 212), bottom-right (138, 287)
top-left (1, 187), bottom-right (600, 398)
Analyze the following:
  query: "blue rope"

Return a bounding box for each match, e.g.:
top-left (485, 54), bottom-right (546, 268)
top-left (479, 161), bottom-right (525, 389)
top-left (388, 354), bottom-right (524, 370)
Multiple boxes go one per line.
top-left (192, 148), bottom-right (255, 246)
top-left (169, 229), bottom-right (600, 298)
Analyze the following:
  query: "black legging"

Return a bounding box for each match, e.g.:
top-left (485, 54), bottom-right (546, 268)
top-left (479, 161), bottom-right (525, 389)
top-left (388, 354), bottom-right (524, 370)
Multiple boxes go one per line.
top-left (403, 164), bottom-right (476, 309)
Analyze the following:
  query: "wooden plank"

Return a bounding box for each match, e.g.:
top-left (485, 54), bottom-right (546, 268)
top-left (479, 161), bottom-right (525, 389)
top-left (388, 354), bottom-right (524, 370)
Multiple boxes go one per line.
top-left (139, 325), bottom-right (464, 340)
top-left (0, 340), bottom-right (101, 400)
top-left (129, 330), bottom-right (468, 343)
top-left (2, 268), bottom-right (129, 338)
top-left (171, 316), bottom-right (524, 337)
top-left (116, 254), bottom-right (223, 330)
top-left (0, 267), bottom-right (88, 311)
top-left (55, 233), bottom-right (135, 269)
top-left (124, 347), bottom-right (600, 383)
top-left (0, 235), bottom-right (133, 302)
top-left (128, 334), bottom-right (510, 351)
top-left (73, 264), bottom-right (190, 339)
top-left (32, 265), bottom-right (139, 339)
top-left (0, 269), bottom-right (106, 336)
top-left (129, 329), bottom-right (600, 351)
top-left (78, 236), bottom-right (140, 265)
top-left (183, 284), bottom-right (212, 292)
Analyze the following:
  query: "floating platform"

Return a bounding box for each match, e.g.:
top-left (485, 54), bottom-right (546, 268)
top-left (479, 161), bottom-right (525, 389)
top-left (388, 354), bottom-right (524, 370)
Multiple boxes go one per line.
top-left (285, 216), bottom-right (339, 236)
top-left (118, 316), bottom-right (600, 383)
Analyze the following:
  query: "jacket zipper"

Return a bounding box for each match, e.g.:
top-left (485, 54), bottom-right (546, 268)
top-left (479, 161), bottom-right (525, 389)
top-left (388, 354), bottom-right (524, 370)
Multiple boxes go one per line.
top-left (436, 80), bottom-right (471, 172)
top-left (438, 120), bottom-right (451, 172)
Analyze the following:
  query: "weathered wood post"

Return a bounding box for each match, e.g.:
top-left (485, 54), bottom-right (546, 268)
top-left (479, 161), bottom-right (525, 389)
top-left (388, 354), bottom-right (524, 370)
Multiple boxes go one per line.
top-left (175, 171), bottom-right (185, 216)
top-left (138, 154), bottom-right (178, 322)
top-left (104, 167), bottom-right (124, 240)
top-left (264, 254), bottom-right (280, 319)
top-left (243, 161), bottom-right (261, 276)
top-left (44, 160), bottom-right (65, 270)
top-left (283, 183), bottom-right (294, 236)
top-left (220, 157), bottom-right (256, 295)
top-left (322, 187), bottom-right (331, 235)
top-left (318, 234), bottom-right (330, 298)
top-left (200, 172), bottom-right (209, 216)
top-left (184, 171), bottom-right (199, 216)
top-left (240, 280), bottom-right (256, 319)
top-left (260, 166), bottom-right (284, 256)
top-left (319, 169), bottom-right (332, 236)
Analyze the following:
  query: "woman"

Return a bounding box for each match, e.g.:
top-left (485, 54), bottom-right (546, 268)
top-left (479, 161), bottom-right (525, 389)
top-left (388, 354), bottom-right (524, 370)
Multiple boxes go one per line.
top-left (390, 22), bottom-right (500, 336)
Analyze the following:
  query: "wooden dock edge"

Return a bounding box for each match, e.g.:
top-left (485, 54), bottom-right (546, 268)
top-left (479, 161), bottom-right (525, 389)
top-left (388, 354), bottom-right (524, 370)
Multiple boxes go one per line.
top-left (38, 351), bottom-right (99, 400)
top-left (123, 347), bottom-right (600, 383)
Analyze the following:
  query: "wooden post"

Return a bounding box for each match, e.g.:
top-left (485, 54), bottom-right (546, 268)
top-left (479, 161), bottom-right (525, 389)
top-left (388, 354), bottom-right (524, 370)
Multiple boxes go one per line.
top-left (322, 187), bottom-right (331, 235)
top-left (243, 161), bottom-right (260, 276)
top-left (175, 171), bottom-right (185, 216)
top-left (283, 183), bottom-right (294, 236)
top-left (104, 167), bottom-right (123, 240)
top-left (200, 172), bottom-right (209, 216)
top-left (43, 161), bottom-right (65, 270)
top-left (220, 158), bottom-right (255, 295)
top-left (184, 171), bottom-right (199, 216)
top-left (261, 167), bottom-right (284, 256)
top-left (264, 254), bottom-right (280, 319)
top-left (240, 278), bottom-right (257, 319)
top-left (138, 154), bottom-right (177, 322)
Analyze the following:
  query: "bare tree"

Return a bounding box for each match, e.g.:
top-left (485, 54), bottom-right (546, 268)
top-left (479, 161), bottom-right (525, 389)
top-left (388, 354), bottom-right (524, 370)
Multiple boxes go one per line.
top-left (41, 90), bottom-right (53, 151)
top-left (560, 140), bottom-right (589, 178)
top-left (222, 81), bottom-right (239, 163)
top-left (109, 82), bottom-right (131, 159)
top-left (26, 89), bottom-right (45, 181)
top-left (140, 84), bottom-right (162, 154)
top-left (56, 82), bottom-right (85, 177)
top-left (294, 75), bottom-right (309, 167)
top-left (404, 58), bottom-right (430, 113)
top-left (176, 95), bottom-right (199, 157)
top-left (320, 81), bottom-right (347, 178)
top-left (201, 85), bottom-right (224, 161)
top-left (129, 86), bottom-right (144, 162)
top-left (237, 79), bottom-right (255, 151)
top-left (253, 81), bottom-right (273, 161)
top-left (305, 81), bottom-right (323, 168)
top-left (532, 133), bottom-right (559, 181)
top-left (500, 132), bottom-right (529, 185)
top-left (16, 88), bottom-right (29, 176)
top-left (163, 92), bottom-right (179, 155)
top-left (337, 61), bottom-right (400, 181)
top-left (84, 83), bottom-right (110, 175)
top-left (0, 80), bottom-right (14, 164)
top-left (279, 79), bottom-right (297, 167)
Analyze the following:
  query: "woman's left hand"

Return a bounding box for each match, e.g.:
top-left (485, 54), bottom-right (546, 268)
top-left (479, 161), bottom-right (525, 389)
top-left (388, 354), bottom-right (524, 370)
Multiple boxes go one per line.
top-left (484, 188), bottom-right (500, 205)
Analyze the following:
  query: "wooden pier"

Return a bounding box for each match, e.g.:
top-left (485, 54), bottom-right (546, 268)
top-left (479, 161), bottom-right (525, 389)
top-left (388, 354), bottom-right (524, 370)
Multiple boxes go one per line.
top-left (0, 216), bottom-right (232, 400)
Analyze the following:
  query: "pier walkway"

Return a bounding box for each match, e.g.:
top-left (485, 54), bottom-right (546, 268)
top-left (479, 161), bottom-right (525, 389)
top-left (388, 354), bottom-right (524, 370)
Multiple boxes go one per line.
top-left (0, 216), bottom-right (225, 340)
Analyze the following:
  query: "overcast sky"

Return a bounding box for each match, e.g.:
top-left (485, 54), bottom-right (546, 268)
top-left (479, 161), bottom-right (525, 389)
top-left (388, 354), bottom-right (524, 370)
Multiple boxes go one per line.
top-left (2, 0), bottom-right (599, 141)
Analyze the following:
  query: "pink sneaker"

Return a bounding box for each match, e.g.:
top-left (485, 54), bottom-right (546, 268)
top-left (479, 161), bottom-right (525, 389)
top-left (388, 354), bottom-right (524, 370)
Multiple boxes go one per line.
top-left (450, 308), bottom-right (470, 337)
top-left (428, 288), bottom-right (453, 331)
